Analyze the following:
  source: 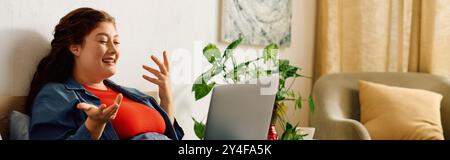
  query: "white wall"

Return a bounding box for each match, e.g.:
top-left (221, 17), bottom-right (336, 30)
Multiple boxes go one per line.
top-left (281, 0), bottom-right (316, 133)
top-left (0, 0), bottom-right (316, 139)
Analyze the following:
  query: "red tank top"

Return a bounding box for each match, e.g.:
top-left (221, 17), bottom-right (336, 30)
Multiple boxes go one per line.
top-left (83, 85), bottom-right (166, 140)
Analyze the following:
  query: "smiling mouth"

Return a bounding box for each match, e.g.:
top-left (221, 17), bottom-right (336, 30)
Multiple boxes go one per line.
top-left (102, 58), bottom-right (116, 65)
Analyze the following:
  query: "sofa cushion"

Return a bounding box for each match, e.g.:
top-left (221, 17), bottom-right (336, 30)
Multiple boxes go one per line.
top-left (9, 111), bottom-right (30, 140)
top-left (359, 80), bottom-right (444, 140)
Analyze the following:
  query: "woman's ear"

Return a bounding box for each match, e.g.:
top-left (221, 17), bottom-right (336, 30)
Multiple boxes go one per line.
top-left (69, 44), bottom-right (81, 56)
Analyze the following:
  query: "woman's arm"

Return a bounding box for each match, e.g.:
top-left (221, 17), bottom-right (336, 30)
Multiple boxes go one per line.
top-left (30, 84), bottom-right (93, 140)
top-left (30, 83), bottom-right (122, 140)
top-left (142, 51), bottom-right (175, 124)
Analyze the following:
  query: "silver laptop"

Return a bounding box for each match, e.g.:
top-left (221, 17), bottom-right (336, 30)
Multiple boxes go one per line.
top-left (204, 77), bottom-right (279, 140)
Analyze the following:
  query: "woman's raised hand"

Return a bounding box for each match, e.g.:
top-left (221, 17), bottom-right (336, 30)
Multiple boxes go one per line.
top-left (142, 51), bottom-right (174, 123)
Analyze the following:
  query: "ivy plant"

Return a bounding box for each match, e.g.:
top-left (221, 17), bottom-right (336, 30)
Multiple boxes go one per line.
top-left (192, 38), bottom-right (314, 140)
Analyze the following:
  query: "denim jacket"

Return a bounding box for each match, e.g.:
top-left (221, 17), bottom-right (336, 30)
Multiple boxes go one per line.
top-left (29, 78), bottom-right (184, 140)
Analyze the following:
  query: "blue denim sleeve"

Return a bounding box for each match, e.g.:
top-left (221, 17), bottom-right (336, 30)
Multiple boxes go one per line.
top-left (29, 83), bottom-right (92, 140)
top-left (173, 119), bottom-right (184, 140)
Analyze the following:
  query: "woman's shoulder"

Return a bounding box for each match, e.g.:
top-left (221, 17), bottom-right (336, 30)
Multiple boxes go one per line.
top-left (31, 82), bottom-right (80, 116)
top-left (39, 82), bottom-right (72, 95)
top-left (40, 82), bottom-right (66, 91)
top-left (35, 82), bottom-right (78, 103)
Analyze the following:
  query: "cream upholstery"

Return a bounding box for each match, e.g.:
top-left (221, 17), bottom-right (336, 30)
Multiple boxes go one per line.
top-left (311, 72), bottom-right (450, 140)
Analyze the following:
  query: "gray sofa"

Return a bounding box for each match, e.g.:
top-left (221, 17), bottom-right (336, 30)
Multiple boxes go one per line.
top-left (311, 72), bottom-right (450, 140)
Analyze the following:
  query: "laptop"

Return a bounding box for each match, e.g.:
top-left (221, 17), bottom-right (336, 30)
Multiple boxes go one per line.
top-left (203, 77), bottom-right (279, 140)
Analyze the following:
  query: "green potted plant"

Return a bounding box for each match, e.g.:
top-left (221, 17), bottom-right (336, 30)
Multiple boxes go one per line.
top-left (192, 38), bottom-right (314, 140)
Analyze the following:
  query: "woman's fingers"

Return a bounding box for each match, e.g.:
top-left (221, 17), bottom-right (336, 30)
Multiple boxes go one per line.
top-left (77, 103), bottom-right (92, 111)
top-left (110, 105), bottom-right (119, 119)
top-left (163, 51), bottom-right (170, 72)
top-left (103, 104), bottom-right (119, 117)
top-left (105, 94), bottom-right (122, 115)
top-left (98, 104), bottom-right (107, 112)
top-left (78, 102), bottom-right (119, 122)
top-left (142, 65), bottom-right (164, 79)
top-left (110, 114), bottom-right (118, 120)
top-left (151, 55), bottom-right (167, 74)
top-left (142, 75), bottom-right (161, 85)
top-left (100, 104), bottom-right (110, 114)
top-left (103, 94), bottom-right (122, 119)
top-left (114, 93), bottom-right (123, 106)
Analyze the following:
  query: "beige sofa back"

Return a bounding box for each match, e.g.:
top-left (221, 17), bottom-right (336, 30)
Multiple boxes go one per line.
top-left (0, 96), bottom-right (27, 139)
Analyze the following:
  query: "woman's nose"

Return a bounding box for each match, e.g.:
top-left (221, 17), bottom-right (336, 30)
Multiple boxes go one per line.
top-left (108, 42), bottom-right (119, 54)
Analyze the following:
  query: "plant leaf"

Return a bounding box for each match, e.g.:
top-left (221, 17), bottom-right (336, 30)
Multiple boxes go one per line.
top-left (192, 66), bottom-right (223, 101)
top-left (287, 90), bottom-right (295, 98)
top-left (280, 122), bottom-right (295, 140)
top-left (203, 44), bottom-right (221, 64)
top-left (276, 88), bottom-right (287, 102)
top-left (223, 37), bottom-right (243, 61)
top-left (192, 81), bottom-right (216, 101)
top-left (308, 95), bottom-right (315, 113)
top-left (192, 117), bottom-right (205, 140)
top-left (224, 61), bottom-right (252, 81)
top-left (295, 96), bottom-right (302, 110)
top-left (263, 43), bottom-right (279, 63)
top-left (278, 59), bottom-right (301, 79)
top-left (192, 68), bottom-right (215, 89)
top-left (250, 68), bottom-right (273, 79)
top-left (280, 121), bottom-right (304, 140)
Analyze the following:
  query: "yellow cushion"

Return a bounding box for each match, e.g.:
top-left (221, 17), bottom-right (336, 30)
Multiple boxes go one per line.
top-left (358, 80), bottom-right (444, 140)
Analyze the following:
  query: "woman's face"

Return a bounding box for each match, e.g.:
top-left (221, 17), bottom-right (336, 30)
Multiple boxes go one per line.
top-left (71, 22), bottom-right (120, 81)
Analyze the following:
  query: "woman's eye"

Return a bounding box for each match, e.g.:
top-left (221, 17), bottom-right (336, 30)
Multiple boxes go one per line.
top-left (99, 41), bottom-right (107, 44)
top-left (114, 42), bottom-right (120, 45)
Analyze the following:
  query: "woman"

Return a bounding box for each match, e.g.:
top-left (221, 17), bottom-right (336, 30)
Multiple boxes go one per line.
top-left (26, 7), bottom-right (183, 140)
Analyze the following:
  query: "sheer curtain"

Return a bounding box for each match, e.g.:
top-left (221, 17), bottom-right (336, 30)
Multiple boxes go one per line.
top-left (314, 0), bottom-right (450, 80)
